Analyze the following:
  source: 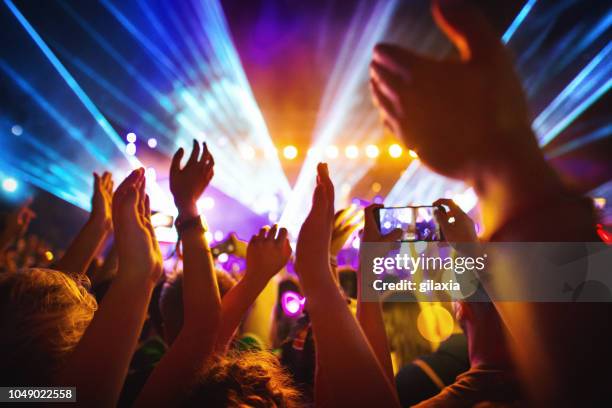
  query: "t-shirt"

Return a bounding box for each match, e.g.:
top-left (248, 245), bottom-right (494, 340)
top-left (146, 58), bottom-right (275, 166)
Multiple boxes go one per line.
top-left (396, 334), bottom-right (469, 407)
top-left (412, 367), bottom-right (520, 408)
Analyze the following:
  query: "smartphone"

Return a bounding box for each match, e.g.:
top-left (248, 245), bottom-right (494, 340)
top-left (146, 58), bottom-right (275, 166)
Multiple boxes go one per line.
top-left (375, 206), bottom-right (443, 242)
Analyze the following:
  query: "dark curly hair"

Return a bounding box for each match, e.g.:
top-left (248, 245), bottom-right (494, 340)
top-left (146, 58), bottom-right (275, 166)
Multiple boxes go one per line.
top-left (182, 350), bottom-right (303, 407)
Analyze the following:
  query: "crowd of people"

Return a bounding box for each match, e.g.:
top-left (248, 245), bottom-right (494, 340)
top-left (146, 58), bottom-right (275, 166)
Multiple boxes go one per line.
top-left (0, 1), bottom-right (608, 407)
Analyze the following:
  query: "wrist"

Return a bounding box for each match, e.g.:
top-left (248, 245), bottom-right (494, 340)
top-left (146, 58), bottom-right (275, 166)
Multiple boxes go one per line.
top-left (87, 215), bottom-right (112, 233)
top-left (175, 201), bottom-right (198, 219)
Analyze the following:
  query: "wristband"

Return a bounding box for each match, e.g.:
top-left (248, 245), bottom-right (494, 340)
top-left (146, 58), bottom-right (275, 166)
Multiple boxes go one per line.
top-left (175, 214), bottom-right (206, 237)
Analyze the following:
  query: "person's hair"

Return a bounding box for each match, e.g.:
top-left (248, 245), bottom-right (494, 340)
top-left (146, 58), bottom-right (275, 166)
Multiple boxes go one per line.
top-left (159, 269), bottom-right (236, 344)
top-left (383, 298), bottom-right (432, 368)
top-left (0, 268), bottom-right (97, 385)
top-left (338, 267), bottom-right (357, 299)
top-left (182, 350), bottom-right (302, 407)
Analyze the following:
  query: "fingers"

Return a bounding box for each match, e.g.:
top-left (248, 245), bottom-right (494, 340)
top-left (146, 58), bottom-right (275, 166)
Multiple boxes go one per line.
top-left (432, 0), bottom-right (502, 62)
top-left (256, 226), bottom-right (269, 240)
top-left (170, 148), bottom-right (184, 177)
top-left (317, 163), bottom-right (334, 212)
top-left (267, 224), bottom-right (278, 241)
top-left (369, 80), bottom-right (401, 133)
top-left (186, 139), bottom-right (201, 167)
top-left (372, 43), bottom-right (419, 79)
top-left (382, 228), bottom-right (403, 242)
top-left (370, 61), bottom-right (405, 107)
top-left (433, 198), bottom-right (461, 215)
top-left (277, 227), bottom-right (288, 244)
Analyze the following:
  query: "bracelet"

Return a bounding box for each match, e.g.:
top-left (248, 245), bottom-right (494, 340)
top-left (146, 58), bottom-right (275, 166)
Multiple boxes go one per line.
top-left (175, 215), bottom-right (206, 237)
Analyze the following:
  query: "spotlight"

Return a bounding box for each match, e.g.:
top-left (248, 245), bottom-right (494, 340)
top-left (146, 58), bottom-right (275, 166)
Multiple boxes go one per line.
top-left (2, 178), bottom-right (18, 193)
top-left (147, 137), bottom-right (158, 148)
top-left (125, 142), bottom-right (136, 156)
top-left (11, 125), bottom-right (23, 136)
top-left (126, 132), bottom-right (137, 143)
top-left (388, 144), bottom-right (403, 158)
top-left (365, 144), bottom-right (380, 158)
top-left (325, 145), bottom-right (339, 159)
top-left (240, 144), bottom-right (255, 160)
top-left (218, 252), bottom-right (229, 263)
top-left (204, 231), bottom-right (213, 242)
top-left (283, 145), bottom-right (298, 160)
top-left (408, 149), bottom-right (418, 159)
top-left (371, 182), bottom-right (382, 193)
top-left (345, 145), bottom-right (359, 159)
top-left (44, 250), bottom-right (54, 262)
top-left (198, 196), bottom-right (215, 211)
top-left (214, 230), bottom-right (224, 241)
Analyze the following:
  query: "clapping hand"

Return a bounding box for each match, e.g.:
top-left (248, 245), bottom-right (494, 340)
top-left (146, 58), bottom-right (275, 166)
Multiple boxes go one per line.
top-left (370, 0), bottom-right (535, 181)
top-left (112, 168), bottom-right (162, 284)
top-left (170, 140), bottom-right (214, 218)
top-left (91, 172), bottom-right (114, 230)
top-left (295, 163), bottom-right (335, 285)
top-left (245, 225), bottom-right (292, 284)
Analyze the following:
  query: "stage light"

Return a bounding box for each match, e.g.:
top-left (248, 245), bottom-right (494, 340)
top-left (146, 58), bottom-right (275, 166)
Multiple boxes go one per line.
top-left (345, 145), bottom-right (359, 159)
top-left (125, 142), bottom-right (136, 156)
top-left (147, 137), bottom-right (157, 148)
top-left (204, 231), bottom-right (213, 242)
top-left (371, 182), bottom-right (382, 193)
top-left (283, 145), bottom-right (298, 160)
top-left (388, 144), bottom-right (403, 158)
top-left (325, 145), bottom-right (339, 159)
top-left (11, 125), bottom-right (23, 136)
top-left (365, 144), bottom-right (380, 158)
top-left (2, 178), bottom-right (18, 193)
top-left (126, 132), bottom-right (136, 143)
top-left (214, 230), bottom-right (224, 241)
top-left (408, 149), bottom-right (418, 159)
top-left (217, 252), bottom-right (229, 263)
top-left (44, 251), bottom-right (54, 261)
top-left (352, 236), bottom-right (360, 249)
top-left (240, 144), bottom-right (256, 160)
top-left (198, 196), bottom-right (215, 211)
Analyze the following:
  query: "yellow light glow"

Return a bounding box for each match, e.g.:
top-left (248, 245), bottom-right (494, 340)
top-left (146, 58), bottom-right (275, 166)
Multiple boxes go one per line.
top-left (371, 182), bottom-right (382, 193)
top-left (417, 304), bottom-right (455, 343)
top-left (345, 145), bottom-right (359, 159)
top-left (283, 145), bottom-right (298, 160)
top-left (44, 251), bottom-right (54, 262)
top-left (408, 149), bottom-right (419, 159)
top-left (388, 143), bottom-right (403, 158)
top-left (365, 144), bottom-right (380, 158)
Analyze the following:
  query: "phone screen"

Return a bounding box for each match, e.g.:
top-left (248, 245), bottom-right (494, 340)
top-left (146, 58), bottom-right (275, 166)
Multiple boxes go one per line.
top-left (376, 206), bottom-right (442, 241)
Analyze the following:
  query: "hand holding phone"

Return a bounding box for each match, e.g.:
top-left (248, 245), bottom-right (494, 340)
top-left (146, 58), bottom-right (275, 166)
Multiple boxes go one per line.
top-left (374, 205), bottom-right (443, 242)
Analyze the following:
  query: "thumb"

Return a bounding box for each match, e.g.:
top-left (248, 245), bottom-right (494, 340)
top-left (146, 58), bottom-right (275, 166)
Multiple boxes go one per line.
top-left (432, 0), bottom-right (502, 62)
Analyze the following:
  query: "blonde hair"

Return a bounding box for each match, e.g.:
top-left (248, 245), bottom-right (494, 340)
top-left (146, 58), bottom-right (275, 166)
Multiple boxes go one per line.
top-left (184, 350), bottom-right (303, 407)
top-left (0, 268), bottom-right (97, 385)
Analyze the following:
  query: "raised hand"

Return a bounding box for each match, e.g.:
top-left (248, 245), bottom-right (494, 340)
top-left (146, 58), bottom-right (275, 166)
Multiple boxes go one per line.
top-left (91, 171), bottom-right (114, 230)
top-left (370, 0), bottom-right (536, 181)
top-left (433, 198), bottom-right (478, 243)
top-left (295, 163), bottom-right (335, 285)
top-left (169, 139), bottom-right (214, 217)
top-left (246, 224), bottom-right (292, 283)
top-left (330, 208), bottom-right (361, 256)
top-left (1, 199), bottom-right (36, 250)
top-left (112, 168), bottom-right (163, 284)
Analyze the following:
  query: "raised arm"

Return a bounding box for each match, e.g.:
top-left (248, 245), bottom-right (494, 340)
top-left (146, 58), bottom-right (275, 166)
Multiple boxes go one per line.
top-left (55, 172), bottom-right (114, 276)
top-left (0, 199), bottom-right (36, 253)
top-left (135, 140), bottom-right (221, 407)
top-left (215, 224), bottom-right (291, 352)
top-left (295, 163), bottom-right (399, 408)
top-left (55, 168), bottom-right (163, 407)
top-left (358, 204), bottom-right (402, 383)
